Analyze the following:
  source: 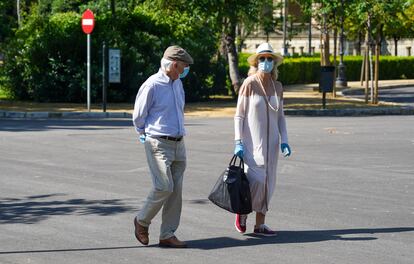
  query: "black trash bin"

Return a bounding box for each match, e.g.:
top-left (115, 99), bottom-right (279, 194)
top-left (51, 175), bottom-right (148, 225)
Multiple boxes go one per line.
top-left (319, 66), bottom-right (335, 93)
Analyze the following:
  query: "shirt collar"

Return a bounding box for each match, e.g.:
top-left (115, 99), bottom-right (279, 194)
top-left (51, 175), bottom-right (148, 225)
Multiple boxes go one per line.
top-left (157, 68), bottom-right (172, 84)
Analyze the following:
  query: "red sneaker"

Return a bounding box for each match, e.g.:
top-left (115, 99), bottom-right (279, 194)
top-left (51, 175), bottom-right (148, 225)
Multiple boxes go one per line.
top-left (253, 224), bottom-right (277, 237)
top-left (235, 214), bottom-right (247, 233)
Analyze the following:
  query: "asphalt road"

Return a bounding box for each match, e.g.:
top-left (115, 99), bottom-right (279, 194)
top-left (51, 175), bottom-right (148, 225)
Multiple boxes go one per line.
top-left (343, 86), bottom-right (414, 106)
top-left (0, 116), bottom-right (413, 264)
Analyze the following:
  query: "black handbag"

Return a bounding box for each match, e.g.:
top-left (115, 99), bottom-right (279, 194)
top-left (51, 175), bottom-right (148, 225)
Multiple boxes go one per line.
top-left (208, 155), bottom-right (252, 214)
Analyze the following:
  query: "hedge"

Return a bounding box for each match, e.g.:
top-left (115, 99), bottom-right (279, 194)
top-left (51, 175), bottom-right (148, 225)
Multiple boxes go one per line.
top-left (239, 53), bottom-right (414, 85)
top-left (0, 6), bottom-right (222, 103)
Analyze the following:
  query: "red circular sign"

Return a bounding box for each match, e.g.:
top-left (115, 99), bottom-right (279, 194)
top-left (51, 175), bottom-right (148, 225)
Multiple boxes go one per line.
top-left (81, 9), bottom-right (95, 34)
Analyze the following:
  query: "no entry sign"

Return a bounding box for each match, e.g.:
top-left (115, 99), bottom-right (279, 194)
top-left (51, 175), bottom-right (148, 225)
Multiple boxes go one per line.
top-left (81, 9), bottom-right (95, 34)
top-left (82, 9), bottom-right (95, 112)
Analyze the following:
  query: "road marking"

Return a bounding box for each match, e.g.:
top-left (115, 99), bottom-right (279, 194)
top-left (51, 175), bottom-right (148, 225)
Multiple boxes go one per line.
top-left (82, 19), bottom-right (93, 25)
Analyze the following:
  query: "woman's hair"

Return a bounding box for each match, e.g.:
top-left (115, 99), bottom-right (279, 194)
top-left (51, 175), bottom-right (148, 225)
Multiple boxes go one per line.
top-left (248, 62), bottom-right (279, 81)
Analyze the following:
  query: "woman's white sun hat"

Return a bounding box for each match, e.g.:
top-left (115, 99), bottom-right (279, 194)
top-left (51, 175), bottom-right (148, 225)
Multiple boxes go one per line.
top-left (247, 43), bottom-right (283, 67)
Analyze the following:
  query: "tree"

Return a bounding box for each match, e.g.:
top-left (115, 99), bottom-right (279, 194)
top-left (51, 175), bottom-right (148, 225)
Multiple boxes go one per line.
top-left (2, 0), bottom-right (224, 102)
top-left (383, 2), bottom-right (414, 56)
top-left (350, 0), bottom-right (408, 103)
top-left (217, 0), bottom-right (268, 95)
top-left (149, 0), bottom-right (271, 96)
top-left (293, 0), bottom-right (313, 54)
top-left (296, 0), bottom-right (342, 65)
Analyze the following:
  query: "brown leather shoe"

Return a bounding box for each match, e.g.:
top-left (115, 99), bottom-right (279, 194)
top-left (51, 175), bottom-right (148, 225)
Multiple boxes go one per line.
top-left (159, 236), bottom-right (187, 248)
top-left (133, 217), bottom-right (149, 245)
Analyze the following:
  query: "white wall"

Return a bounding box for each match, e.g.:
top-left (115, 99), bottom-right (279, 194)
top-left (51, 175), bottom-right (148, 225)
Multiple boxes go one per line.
top-left (242, 37), bottom-right (414, 57)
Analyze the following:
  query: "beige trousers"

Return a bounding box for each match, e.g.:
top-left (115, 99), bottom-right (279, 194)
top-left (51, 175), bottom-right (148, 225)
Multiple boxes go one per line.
top-left (137, 136), bottom-right (186, 240)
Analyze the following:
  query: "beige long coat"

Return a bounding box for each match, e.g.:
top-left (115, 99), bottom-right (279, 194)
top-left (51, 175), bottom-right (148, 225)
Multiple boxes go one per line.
top-left (234, 74), bottom-right (288, 214)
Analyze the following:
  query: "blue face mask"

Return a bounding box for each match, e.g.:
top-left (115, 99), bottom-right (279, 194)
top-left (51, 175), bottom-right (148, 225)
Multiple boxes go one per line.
top-left (179, 66), bottom-right (190, 79)
top-left (258, 60), bottom-right (274, 73)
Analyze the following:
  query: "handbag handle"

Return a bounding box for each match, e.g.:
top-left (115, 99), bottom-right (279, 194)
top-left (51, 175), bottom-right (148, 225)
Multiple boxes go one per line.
top-left (229, 155), bottom-right (244, 170)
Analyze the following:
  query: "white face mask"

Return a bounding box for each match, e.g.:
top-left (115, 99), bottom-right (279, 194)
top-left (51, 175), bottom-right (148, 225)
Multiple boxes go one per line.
top-left (179, 66), bottom-right (190, 78)
top-left (258, 60), bottom-right (274, 73)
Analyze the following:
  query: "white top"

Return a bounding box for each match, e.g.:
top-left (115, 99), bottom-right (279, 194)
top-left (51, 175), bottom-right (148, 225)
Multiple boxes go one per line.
top-left (234, 74), bottom-right (288, 214)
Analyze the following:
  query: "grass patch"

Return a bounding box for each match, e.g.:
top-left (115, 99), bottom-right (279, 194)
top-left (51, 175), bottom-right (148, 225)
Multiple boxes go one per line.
top-left (0, 88), bottom-right (9, 100)
top-left (0, 74), bottom-right (10, 100)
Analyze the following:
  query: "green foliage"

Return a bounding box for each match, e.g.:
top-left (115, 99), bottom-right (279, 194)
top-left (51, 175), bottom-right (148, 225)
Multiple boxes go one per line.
top-left (135, 2), bottom-right (221, 101)
top-left (0, 0), bottom-right (17, 44)
top-left (3, 0), bottom-right (414, 103)
top-left (2, 1), bottom-right (220, 102)
top-left (2, 8), bottom-right (86, 102)
top-left (347, 0), bottom-right (410, 42)
top-left (239, 53), bottom-right (414, 84)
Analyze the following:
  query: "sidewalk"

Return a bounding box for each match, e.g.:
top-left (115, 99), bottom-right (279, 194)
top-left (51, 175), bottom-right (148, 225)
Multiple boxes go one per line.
top-left (1, 80), bottom-right (414, 118)
top-left (284, 79), bottom-right (414, 92)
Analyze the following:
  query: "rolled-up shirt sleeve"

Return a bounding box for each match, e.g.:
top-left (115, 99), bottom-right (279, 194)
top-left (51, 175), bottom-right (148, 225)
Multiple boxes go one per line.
top-left (132, 84), bottom-right (153, 135)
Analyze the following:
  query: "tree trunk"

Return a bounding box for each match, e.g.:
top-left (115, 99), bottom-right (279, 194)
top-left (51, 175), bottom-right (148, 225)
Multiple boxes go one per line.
top-left (111, 0), bottom-right (116, 17)
top-left (219, 17), bottom-right (228, 58)
top-left (225, 24), bottom-right (241, 96)
top-left (322, 32), bottom-right (331, 66)
top-left (374, 25), bottom-right (382, 104)
top-left (321, 13), bottom-right (331, 66)
top-left (360, 47), bottom-right (365, 85)
top-left (308, 16), bottom-right (312, 54)
top-left (236, 24), bottom-right (243, 53)
top-left (16, 0), bottom-right (21, 27)
top-left (333, 28), bottom-right (337, 65)
top-left (282, 0), bottom-right (288, 55)
top-left (333, 28), bottom-right (338, 98)
top-left (357, 32), bottom-right (362, 55)
top-left (394, 37), bottom-right (398, 56)
top-left (374, 43), bottom-right (380, 104)
top-left (365, 31), bottom-right (369, 104)
top-left (369, 45), bottom-right (374, 104)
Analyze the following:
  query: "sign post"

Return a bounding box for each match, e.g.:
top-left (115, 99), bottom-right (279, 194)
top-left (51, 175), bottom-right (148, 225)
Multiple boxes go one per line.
top-left (102, 42), bottom-right (107, 113)
top-left (108, 49), bottom-right (121, 84)
top-left (81, 9), bottom-right (95, 112)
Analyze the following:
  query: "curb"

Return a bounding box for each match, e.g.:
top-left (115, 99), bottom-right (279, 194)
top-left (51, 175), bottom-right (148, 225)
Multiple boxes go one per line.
top-left (341, 85), bottom-right (414, 96)
top-left (284, 106), bottom-right (414, 117)
top-left (311, 83), bottom-right (414, 92)
top-left (1, 107), bottom-right (414, 119)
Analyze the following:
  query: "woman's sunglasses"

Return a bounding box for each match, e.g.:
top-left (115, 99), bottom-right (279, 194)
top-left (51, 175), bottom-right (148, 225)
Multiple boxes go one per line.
top-left (258, 57), bottom-right (273, 62)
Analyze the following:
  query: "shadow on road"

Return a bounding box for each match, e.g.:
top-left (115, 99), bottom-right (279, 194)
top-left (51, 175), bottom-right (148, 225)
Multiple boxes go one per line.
top-left (0, 227), bottom-right (412, 254)
top-left (0, 193), bottom-right (135, 224)
top-left (186, 227), bottom-right (414, 249)
top-left (0, 119), bottom-right (133, 132)
top-left (0, 245), bottom-right (143, 255)
top-left (0, 119), bottom-right (207, 132)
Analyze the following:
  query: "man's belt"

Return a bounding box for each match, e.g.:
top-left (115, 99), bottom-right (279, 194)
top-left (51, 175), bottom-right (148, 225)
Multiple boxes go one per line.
top-left (159, 136), bottom-right (183, 141)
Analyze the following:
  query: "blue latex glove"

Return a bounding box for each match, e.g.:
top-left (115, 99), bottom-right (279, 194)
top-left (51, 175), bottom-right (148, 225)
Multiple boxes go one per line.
top-left (234, 140), bottom-right (244, 158)
top-left (281, 143), bottom-right (291, 157)
top-left (139, 134), bottom-right (146, 144)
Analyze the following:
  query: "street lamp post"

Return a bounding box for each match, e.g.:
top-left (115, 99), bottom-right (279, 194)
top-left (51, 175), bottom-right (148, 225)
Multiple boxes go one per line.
top-left (282, 0), bottom-right (288, 55)
top-left (336, 0), bottom-right (347, 87)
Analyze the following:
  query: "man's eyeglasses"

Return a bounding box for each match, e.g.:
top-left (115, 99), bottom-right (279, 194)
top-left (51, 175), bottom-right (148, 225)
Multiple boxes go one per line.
top-left (258, 57), bottom-right (273, 62)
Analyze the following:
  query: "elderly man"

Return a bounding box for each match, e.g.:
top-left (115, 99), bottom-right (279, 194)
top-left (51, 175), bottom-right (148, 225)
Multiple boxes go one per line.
top-left (132, 46), bottom-right (193, 248)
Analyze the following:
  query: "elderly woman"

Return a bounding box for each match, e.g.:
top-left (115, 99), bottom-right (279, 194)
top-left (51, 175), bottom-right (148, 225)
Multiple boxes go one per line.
top-left (233, 43), bottom-right (291, 236)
